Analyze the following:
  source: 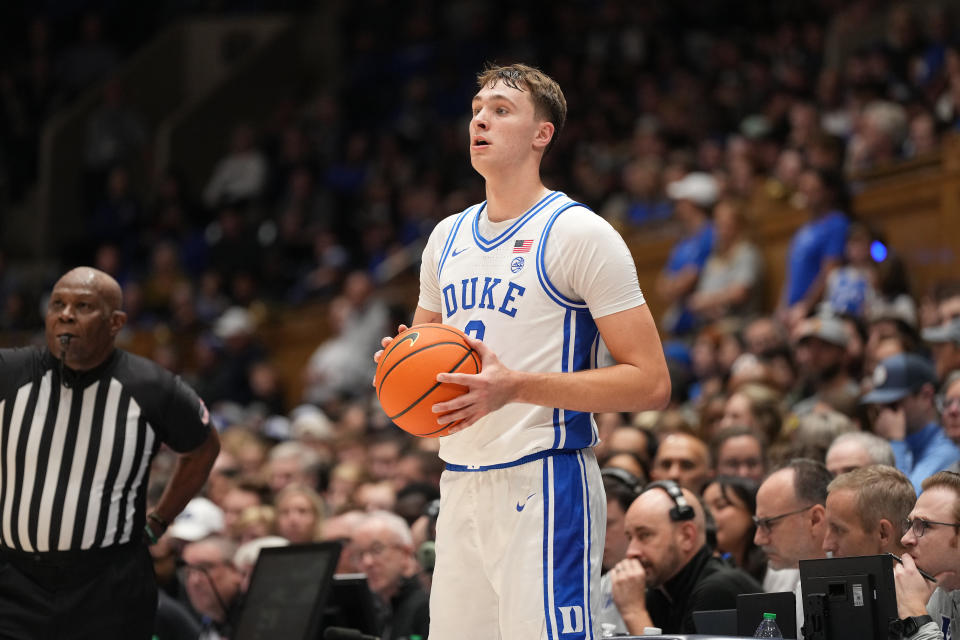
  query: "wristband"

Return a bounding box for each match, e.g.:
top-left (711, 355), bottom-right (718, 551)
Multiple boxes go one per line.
top-left (147, 512), bottom-right (169, 529)
top-left (144, 522), bottom-right (160, 545)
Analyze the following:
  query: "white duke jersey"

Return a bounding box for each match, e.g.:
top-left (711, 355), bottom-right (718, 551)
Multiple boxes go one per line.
top-left (418, 191), bottom-right (645, 467)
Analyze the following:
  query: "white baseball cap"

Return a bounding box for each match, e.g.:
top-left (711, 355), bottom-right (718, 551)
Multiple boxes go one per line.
top-left (666, 172), bottom-right (719, 208)
top-left (168, 497), bottom-right (225, 542)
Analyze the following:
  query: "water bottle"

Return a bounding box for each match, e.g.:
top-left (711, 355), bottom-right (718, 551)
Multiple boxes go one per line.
top-left (753, 612), bottom-right (783, 638)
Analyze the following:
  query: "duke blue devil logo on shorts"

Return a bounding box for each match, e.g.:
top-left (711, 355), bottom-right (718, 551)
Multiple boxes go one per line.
top-left (558, 605), bottom-right (584, 634)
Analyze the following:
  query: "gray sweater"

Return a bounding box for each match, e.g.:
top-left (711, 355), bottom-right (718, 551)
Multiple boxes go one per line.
top-left (908, 587), bottom-right (960, 640)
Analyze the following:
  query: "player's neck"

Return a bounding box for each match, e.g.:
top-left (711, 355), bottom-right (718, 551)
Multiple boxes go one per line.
top-left (483, 175), bottom-right (550, 223)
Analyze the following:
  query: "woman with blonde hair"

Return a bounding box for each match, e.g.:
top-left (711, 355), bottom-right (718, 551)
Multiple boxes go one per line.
top-left (274, 484), bottom-right (325, 544)
top-left (235, 505), bottom-right (276, 545)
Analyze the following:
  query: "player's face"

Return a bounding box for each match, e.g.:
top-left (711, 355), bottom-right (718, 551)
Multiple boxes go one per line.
top-left (822, 488), bottom-right (878, 558)
top-left (469, 80), bottom-right (543, 175)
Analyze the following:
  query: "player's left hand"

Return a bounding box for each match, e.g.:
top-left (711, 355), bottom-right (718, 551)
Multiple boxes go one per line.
top-left (432, 336), bottom-right (516, 433)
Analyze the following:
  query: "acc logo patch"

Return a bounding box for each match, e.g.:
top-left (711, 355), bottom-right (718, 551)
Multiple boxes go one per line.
top-left (510, 256), bottom-right (525, 273)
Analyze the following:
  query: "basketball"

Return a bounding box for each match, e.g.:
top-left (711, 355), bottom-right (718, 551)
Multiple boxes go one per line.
top-left (375, 323), bottom-right (481, 437)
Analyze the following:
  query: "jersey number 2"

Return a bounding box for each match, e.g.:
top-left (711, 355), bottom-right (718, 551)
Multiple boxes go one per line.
top-left (464, 320), bottom-right (485, 341)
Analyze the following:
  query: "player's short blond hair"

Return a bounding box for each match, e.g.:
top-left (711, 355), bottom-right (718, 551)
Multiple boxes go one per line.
top-left (828, 464), bottom-right (915, 532)
top-left (476, 63), bottom-right (566, 154)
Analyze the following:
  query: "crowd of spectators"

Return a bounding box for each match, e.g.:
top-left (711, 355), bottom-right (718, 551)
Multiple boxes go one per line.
top-left (5, 1), bottom-right (960, 638)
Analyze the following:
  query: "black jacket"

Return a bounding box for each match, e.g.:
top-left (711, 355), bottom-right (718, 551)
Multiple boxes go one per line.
top-left (647, 545), bottom-right (763, 633)
top-left (384, 576), bottom-right (430, 640)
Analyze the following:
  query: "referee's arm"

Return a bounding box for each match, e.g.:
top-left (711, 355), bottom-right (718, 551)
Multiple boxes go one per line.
top-left (151, 428), bottom-right (220, 527)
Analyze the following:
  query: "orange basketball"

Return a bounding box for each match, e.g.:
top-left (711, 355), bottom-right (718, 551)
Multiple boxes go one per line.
top-left (375, 323), bottom-right (481, 437)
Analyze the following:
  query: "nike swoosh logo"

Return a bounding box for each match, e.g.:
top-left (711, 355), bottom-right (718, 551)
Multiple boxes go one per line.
top-left (452, 247), bottom-right (468, 257)
top-left (396, 331), bottom-right (420, 350)
top-left (516, 493), bottom-right (536, 512)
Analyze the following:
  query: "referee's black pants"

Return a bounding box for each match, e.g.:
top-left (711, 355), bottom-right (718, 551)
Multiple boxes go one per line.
top-left (0, 542), bottom-right (157, 640)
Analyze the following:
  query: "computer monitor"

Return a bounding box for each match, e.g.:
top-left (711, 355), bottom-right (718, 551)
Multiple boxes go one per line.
top-left (799, 555), bottom-right (899, 640)
top-left (234, 542), bottom-right (341, 640)
top-left (321, 574), bottom-right (383, 636)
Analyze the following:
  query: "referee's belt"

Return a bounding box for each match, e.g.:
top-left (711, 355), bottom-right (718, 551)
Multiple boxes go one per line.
top-left (0, 542), bottom-right (140, 588)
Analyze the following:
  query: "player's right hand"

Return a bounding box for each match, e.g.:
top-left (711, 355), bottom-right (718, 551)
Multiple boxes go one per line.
top-left (372, 324), bottom-right (409, 386)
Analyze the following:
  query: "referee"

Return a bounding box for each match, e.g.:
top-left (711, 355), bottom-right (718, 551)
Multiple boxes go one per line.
top-left (0, 267), bottom-right (220, 639)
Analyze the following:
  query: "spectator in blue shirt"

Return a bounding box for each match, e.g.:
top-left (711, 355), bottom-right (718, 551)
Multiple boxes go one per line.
top-left (656, 172), bottom-right (716, 335)
top-left (861, 353), bottom-right (960, 493)
top-left (780, 168), bottom-right (850, 329)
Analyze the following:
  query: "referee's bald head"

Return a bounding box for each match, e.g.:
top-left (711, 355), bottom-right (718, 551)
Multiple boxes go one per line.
top-left (56, 267), bottom-right (123, 312)
top-left (46, 267), bottom-right (127, 370)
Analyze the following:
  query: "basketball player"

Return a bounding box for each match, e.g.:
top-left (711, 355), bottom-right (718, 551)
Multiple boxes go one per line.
top-left (375, 63), bottom-right (670, 639)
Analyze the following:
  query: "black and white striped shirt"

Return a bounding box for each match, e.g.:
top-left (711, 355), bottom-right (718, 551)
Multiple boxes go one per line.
top-left (0, 347), bottom-right (210, 552)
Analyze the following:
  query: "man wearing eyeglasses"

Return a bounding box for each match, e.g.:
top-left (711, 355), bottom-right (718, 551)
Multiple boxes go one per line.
top-left (893, 471), bottom-right (960, 640)
top-left (180, 535), bottom-right (244, 640)
top-left (755, 459), bottom-right (832, 638)
top-left (351, 510), bottom-right (429, 640)
top-left (862, 353), bottom-right (960, 493)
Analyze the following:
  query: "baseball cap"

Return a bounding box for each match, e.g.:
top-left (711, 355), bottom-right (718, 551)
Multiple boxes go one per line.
top-left (666, 172), bottom-right (718, 208)
top-left (860, 353), bottom-right (937, 405)
top-left (796, 315), bottom-right (847, 348)
top-left (868, 296), bottom-right (918, 329)
top-left (922, 318), bottom-right (960, 345)
top-left (213, 307), bottom-right (254, 339)
top-left (291, 407), bottom-right (334, 442)
top-left (168, 497), bottom-right (225, 542)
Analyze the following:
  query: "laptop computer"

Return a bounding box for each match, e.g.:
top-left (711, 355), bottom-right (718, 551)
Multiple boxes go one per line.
top-left (234, 542), bottom-right (342, 640)
top-left (693, 608), bottom-right (738, 635)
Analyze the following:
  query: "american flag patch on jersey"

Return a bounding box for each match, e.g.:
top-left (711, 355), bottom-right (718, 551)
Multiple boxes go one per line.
top-left (513, 239), bottom-right (533, 253)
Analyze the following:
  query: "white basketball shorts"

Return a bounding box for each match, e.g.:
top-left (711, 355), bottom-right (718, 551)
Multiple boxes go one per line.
top-left (428, 448), bottom-right (606, 640)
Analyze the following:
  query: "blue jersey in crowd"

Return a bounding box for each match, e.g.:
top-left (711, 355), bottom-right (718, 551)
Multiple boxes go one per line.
top-left (785, 211), bottom-right (849, 306)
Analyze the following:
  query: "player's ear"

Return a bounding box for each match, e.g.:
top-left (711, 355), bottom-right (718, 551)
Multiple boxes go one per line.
top-left (533, 121), bottom-right (554, 151)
